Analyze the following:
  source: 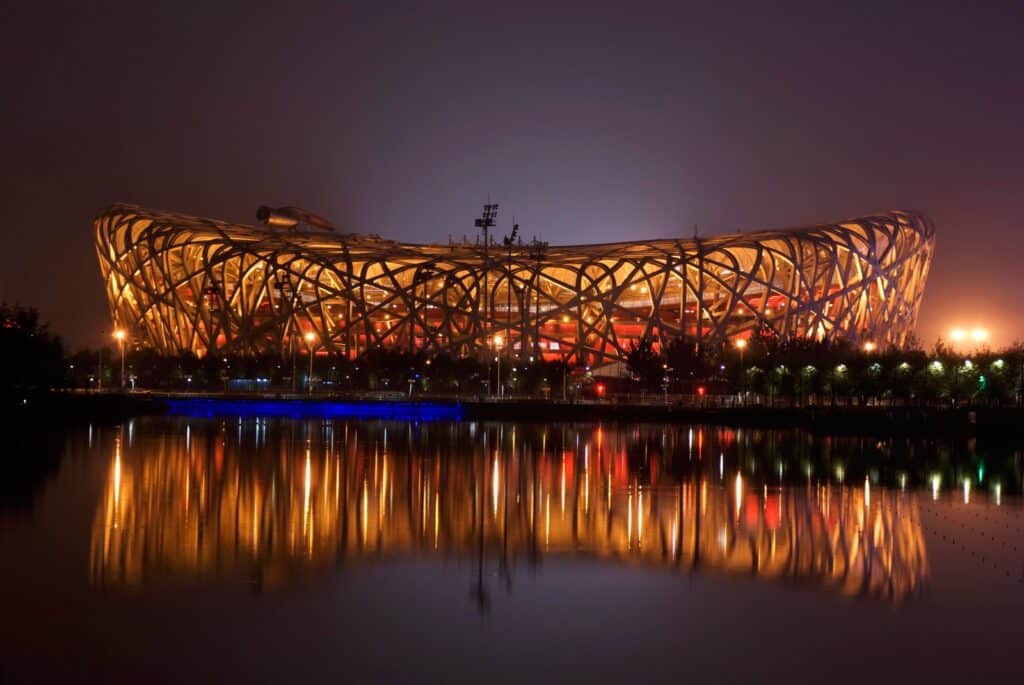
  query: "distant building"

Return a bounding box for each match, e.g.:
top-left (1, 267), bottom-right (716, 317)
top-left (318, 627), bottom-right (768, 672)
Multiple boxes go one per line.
top-left (94, 204), bottom-right (934, 362)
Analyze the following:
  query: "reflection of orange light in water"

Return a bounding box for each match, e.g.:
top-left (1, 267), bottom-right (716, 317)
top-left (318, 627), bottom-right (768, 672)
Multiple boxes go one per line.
top-left (492, 455), bottom-right (500, 516)
top-left (113, 438), bottom-right (122, 515)
top-left (584, 466), bottom-right (589, 514)
top-left (303, 452), bottom-right (312, 545)
top-left (734, 473), bottom-right (742, 520)
top-left (560, 461), bottom-right (566, 516)
top-left (745, 494), bottom-right (760, 528)
top-left (627, 491), bottom-right (633, 547)
top-left (561, 451), bottom-right (574, 480)
top-left (545, 493), bottom-right (551, 548)
top-left (88, 423), bottom-right (930, 603)
top-left (637, 489), bottom-right (644, 547)
top-left (614, 451), bottom-right (629, 487)
top-left (433, 492), bottom-right (439, 549)
top-left (764, 493), bottom-right (781, 531)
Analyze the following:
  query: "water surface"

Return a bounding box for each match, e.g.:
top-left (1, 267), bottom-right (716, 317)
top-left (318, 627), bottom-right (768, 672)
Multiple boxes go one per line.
top-left (2, 418), bottom-right (1022, 682)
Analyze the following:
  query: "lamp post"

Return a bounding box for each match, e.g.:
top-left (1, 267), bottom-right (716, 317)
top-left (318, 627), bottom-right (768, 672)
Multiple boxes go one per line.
top-left (662, 363), bottom-right (670, 405)
top-left (290, 332), bottom-right (298, 393)
top-left (562, 355), bottom-right (568, 401)
top-left (493, 334), bottom-right (504, 398)
top-left (305, 331), bottom-right (317, 395)
top-left (735, 338), bottom-right (747, 404)
top-left (113, 329), bottom-right (127, 389)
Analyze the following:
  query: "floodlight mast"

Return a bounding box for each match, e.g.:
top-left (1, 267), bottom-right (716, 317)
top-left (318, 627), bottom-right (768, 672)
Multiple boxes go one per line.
top-left (503, 223), bottom-right (519, 360)
top-left (528, 237), bottom-right (548, 357)
top-left (474, 203), bottom-right (498, 349)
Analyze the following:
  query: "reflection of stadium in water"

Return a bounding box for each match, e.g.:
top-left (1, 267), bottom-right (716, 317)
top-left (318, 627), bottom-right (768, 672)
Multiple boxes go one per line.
top-left (91, 419), bottom-right (928, 603)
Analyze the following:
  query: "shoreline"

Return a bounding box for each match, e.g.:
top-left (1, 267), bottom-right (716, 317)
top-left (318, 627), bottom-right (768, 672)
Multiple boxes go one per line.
top-left (7, 390), bottom-right (1022, 437)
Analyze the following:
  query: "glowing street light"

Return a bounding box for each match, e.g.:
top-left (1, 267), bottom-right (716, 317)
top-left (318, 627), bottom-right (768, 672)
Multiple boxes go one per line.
top-left (734, 338), bottom-right (747, 403)
top-left (863, 341), bottom-right (876, 353)
top-left (113, 329), bottom-right (127, 389)
top-left (304, 331), bottom-right (317, 394)
top-left (950, 326), bottom-right (989, 347)
top-left (493, 334), bottom-right (505, 398)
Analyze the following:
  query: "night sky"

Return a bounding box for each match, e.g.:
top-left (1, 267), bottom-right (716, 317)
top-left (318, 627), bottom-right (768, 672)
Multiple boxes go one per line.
top-left (3, 1), bottom-right (1023, 348)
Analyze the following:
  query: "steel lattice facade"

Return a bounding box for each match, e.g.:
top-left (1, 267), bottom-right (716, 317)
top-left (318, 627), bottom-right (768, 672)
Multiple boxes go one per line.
top-left (95, 204), bottom-right (934, 363)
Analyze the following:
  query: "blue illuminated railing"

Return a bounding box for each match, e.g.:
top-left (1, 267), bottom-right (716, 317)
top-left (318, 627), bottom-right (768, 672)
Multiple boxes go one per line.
top-left (164, 398), bottom-right (463, 421)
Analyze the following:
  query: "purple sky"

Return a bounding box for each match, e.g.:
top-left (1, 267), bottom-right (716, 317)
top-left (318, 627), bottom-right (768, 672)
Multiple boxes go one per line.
top-left (3, 1), bottom-right (1023, 348)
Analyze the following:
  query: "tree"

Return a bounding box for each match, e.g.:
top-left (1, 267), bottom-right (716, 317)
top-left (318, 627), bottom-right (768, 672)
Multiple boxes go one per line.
top-left (0, 303), bottom-right (64, 393)
top-left (663, 336), bottom-right (712, 392)
top-left (626, 336), bottom-right (664, 391)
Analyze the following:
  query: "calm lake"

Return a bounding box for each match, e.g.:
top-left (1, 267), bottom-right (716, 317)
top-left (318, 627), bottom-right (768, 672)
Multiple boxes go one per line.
top-left (2, 416), bottom-right (1022, 682)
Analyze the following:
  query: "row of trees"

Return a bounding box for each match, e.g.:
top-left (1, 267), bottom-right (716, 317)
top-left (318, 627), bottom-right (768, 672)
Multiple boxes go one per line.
top-left (626, 329), bottom-right (1024, 405)
top-left (4, 302), bottom-right (1022, 405)
top-left (65, 345), bottom-right (576, 398)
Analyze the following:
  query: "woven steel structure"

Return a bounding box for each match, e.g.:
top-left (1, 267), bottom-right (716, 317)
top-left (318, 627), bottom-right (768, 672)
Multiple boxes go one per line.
top-left (95, 204), bottom-right (934, 362)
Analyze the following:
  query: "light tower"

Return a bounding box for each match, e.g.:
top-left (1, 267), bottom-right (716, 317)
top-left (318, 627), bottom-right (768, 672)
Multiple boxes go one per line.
top-left (502, 222), bottom-right (519, 360)
top-left (474, 203), bottom-right (499, 351)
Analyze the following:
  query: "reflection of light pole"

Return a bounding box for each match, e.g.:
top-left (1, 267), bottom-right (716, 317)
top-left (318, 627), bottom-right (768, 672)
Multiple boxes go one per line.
top-left (305, 331), bottom-right (316, 394)
top-left (735, 338), bottom-right (747, 404)
top-left (113, 329), bottom-right (126, 389)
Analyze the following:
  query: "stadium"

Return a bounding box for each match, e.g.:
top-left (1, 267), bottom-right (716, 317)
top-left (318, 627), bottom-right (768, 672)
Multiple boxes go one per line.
top-left (94, 204), bottom-right (934, 364)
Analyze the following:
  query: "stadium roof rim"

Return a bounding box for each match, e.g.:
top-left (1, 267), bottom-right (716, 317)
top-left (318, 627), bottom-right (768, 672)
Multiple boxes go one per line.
top-left (95, 203), bottom-right (934, 253)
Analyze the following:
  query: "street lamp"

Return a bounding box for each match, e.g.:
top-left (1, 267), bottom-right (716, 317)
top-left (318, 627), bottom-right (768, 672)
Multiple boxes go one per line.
top-left (661, 363), bottom-right (671, 405)
top-left (493, 334), bottom-right (504, 398)
top-left (304, 331), bottom-right (317, 394)
top-left (113, 329), bottom-right (127, 389)
top-left (863, 341), bottom-right (876, 353)
top-left (735, 338), bottom-right (747, 404)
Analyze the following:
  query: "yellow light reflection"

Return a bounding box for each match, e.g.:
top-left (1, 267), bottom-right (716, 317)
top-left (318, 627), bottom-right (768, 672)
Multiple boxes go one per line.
top-left (734, 472), bottom-right (742, 521)
top-left (87, 423), bottom-right (931, 604)
top-left (492, 454), bottom-right (500, 517)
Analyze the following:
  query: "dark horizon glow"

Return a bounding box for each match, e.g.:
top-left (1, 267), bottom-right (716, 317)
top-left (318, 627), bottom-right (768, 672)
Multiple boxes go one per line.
top-left (3, 1), bottom-right (1024, 347)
